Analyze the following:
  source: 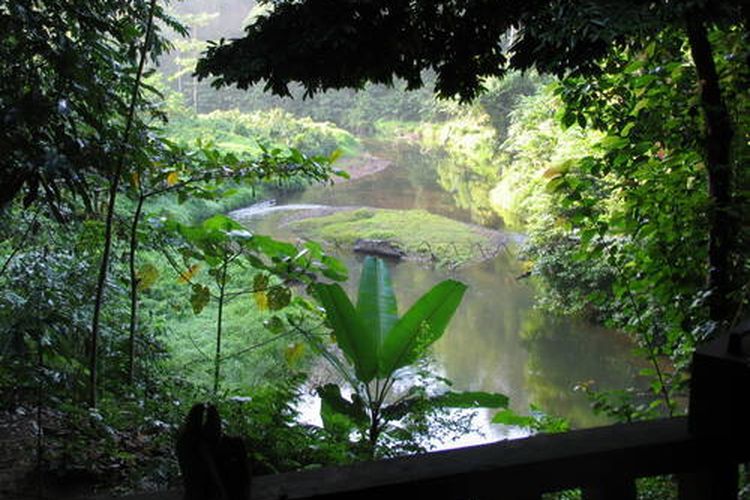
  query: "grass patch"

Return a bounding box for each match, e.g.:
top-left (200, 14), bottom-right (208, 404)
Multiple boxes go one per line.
top-left (166, 108), bottom-right (362, 158)
top-left (289, 208), bottom-right (498, 266)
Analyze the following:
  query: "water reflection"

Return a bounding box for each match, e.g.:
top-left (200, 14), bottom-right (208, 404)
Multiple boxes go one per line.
top-left (231, 141), bottom-right (645, 445)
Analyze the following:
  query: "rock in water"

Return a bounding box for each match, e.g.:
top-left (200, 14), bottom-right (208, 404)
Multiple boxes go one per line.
top-left (353, 239), bottom-right (406, 260)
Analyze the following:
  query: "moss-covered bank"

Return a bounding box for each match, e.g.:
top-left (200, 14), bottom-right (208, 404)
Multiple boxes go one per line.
top-left (289, 207), bottom-right (508, 267)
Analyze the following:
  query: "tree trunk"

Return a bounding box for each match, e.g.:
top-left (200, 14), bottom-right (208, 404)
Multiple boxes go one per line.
top-left (88, 0), bottom-right (158, 407)
top-left (213, 259), bottom-right (228, 395)
top-left (127, 193), bottom-right (146, 386)
top-left (685, 16), bottom-right (735, 327)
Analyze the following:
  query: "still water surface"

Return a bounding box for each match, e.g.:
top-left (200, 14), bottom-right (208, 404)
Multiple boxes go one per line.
top-left (232, 141), bottom-right (645, 448)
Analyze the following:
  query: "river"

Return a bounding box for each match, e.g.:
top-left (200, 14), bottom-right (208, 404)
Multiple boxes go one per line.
top-left (231, 140), bottom-right (645, 448)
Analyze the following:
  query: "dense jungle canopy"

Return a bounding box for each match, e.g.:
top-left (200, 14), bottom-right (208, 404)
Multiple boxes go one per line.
top-left (0, 0), bottom-right (748, 498)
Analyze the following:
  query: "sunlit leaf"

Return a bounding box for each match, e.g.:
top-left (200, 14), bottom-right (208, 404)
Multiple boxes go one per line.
top-left (329, 149), bottom-right (343, 163)
top-left (166, 171), bottom-right (179, 186)
top-left (314, 282), bottom-right (377, 382)
top-left (357, 256), bottom-right (397, 350)
top-left (542, 160), bottom-right (572, 179)
top-left (379, 279), bottom-right (466, 377)
top-left (178, 264), bottom-right (200, 284)
top-left (254, 291), bottom-right (268, 311)
top-left (136, 263), bottom-right (159, 291)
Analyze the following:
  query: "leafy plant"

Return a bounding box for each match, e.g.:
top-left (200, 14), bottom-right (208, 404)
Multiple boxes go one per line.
top-left (492, 405), bottom-right (570, 434)
top-left (124, 137), bottom-right (335, 386)
top-left (165, 214), bottom-right (347, 394)
top-left (309, 256), bottom-right (508, 457)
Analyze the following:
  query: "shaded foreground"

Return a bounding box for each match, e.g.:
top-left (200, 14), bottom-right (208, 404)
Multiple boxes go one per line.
top-left (84, 325), bottom-right (750, 500)
top-left (84, 418), bottom-right (742, 500)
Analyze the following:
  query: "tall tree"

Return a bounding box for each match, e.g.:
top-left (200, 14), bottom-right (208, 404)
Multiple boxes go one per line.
top-left (197, 0), bottom-right (748, 327)
top-left (0, 0), bottom-right (185, 212)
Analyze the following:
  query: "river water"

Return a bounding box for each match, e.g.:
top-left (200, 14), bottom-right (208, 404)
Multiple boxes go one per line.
top-left (231, 141), bottom-right (644, 448)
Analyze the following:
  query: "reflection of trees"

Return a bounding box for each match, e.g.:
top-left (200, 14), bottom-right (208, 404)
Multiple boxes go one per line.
top-left (435, 154), bottom-right (502, 227)
top-left (303, 141), bottom-right (478, 224)
top-left (520, 313), bottom-right (645, 427)
top-left (268, 139), bottom-right (644, 430)
top-left (432, 260), bottom-right (534, 412)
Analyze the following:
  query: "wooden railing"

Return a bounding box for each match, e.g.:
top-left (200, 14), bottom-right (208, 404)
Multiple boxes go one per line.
top-left (87, 321), bottom-right (750, 500)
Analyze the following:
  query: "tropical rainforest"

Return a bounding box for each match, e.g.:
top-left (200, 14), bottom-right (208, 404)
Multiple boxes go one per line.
top-left (0, 0), bottom-right (747, 498)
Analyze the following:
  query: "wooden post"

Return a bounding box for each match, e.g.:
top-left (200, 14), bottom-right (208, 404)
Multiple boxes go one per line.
top-left (582, 477), bottom-right (636, 500)
top-left (689, 320), bottom-right (750, 438)
top-left (685, 320), bottom-right (750, 499)
top-left (678, 464), bottom-right (738, 500)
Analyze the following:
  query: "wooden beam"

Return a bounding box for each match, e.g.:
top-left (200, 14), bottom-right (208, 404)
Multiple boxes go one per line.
top-left (82, 417), bottom-right (750, 500)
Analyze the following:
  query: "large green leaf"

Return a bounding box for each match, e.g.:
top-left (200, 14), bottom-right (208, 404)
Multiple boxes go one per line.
top-left (314, 283), bottom-right (377, 382)
top-left (491, 409), bottom-right (535, 426)
top-left (356, 256), bottom-right (398, 351)
top-left (379, 279), bottom-right (466, 377)
top-left (201, 214), bottom-right (244, 232)
top-left (382, 390), bottom-right (508, 421)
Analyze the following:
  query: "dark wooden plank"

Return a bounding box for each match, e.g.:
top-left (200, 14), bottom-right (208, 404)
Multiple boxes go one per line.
top-left (678, 463), bottom-right (739, 500)
top-left (83, 417), bottom-right (750, 500)
top-left (251, 417), bottom-right (685, 500)
top-left (582, 477), bottom-right (636, 500)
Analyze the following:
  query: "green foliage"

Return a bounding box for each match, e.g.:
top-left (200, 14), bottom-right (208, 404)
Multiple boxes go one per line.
top-left (165, 108), bottom-right (360, 158)
top-left (3, 0), bottom-right (747, 492)
top-left (492, 405), bottom-right (570, 434)
top-left (290, 208), bottom-right (496, 267)
top-left (310, 256), bottom-right (507, 457)
top-left (390, 72), bottom-right (552, 227)
top-left (477, 73), bottom-right (543, 143)
top-left (0, 0), bottom-right (185, 209)
top-left (212, 76), bottom-right (452, 135)
top-left (490, 85), bottom-right (602, 230)
top-left (164, 214), bottom-right (347, 393)
top-left (196, 0), bottom-right (742, 101)
top-left (0, 245), bottom-right (98, 405)
top-left (515, 27), bottom-right (748, 419)
top-left (314, 257), bottom-right (467, 382)
top-left (411, 113), bottom-right (502, 226)
top-left (218, 376), bottom-right (358, 473)
top-left (547, 27), bottom-right (747, 361)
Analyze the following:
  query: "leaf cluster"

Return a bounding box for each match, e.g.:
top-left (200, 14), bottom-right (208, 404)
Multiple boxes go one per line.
top-left (310, 257), bottom-right (507, 457)
top-left (196, 0), bottom-right (744, 102)
top-left (0, 0), bottom-right (185, 212)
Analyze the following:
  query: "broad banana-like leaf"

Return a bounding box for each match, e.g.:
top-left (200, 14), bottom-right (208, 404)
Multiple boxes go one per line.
top-left (379, 279), bottom-right (466, 378)
top-left (314, 282), bottom-right (378, 382)
top-left (491, 409), bottom-right (534, 426)
top-left (383, 390), bottom-right (508, 420)
top-left (356, 257), bottom-right (398, 352)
